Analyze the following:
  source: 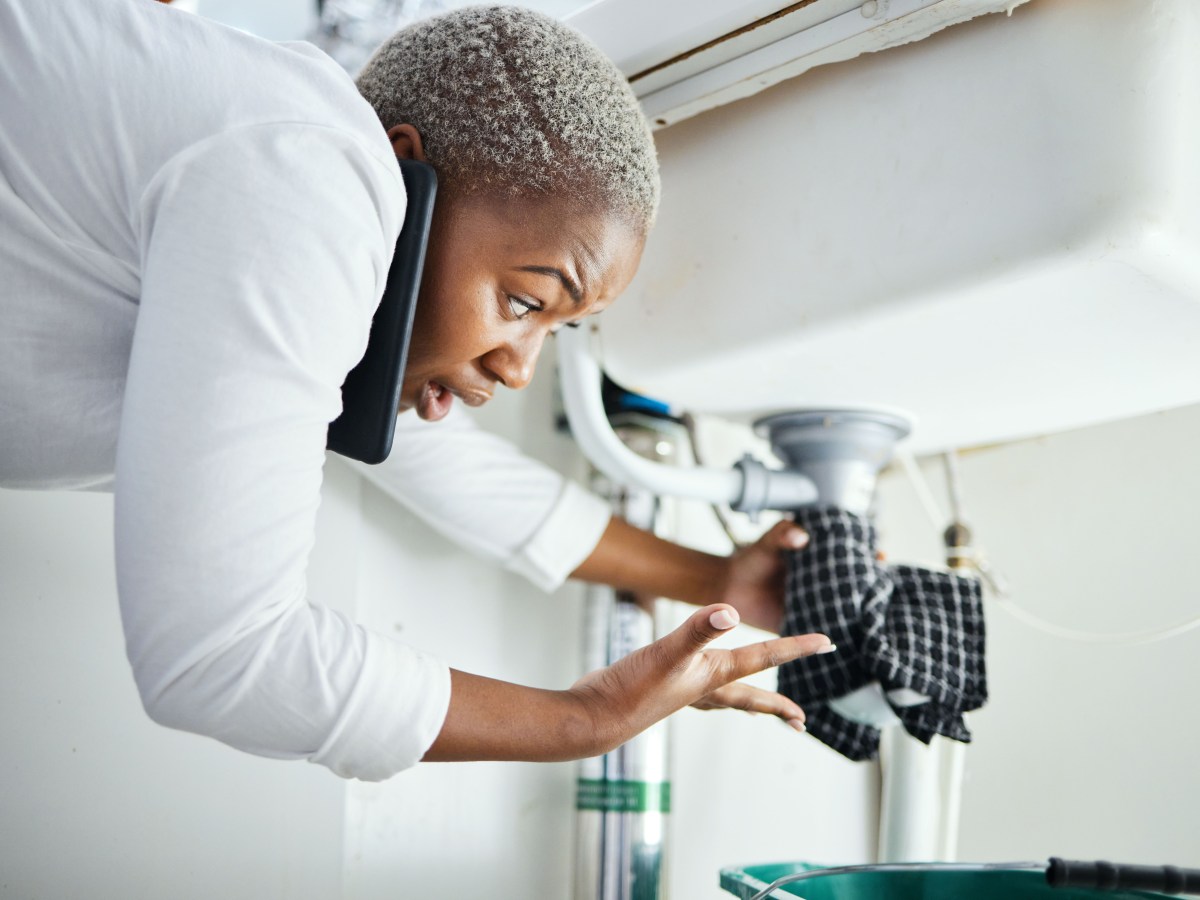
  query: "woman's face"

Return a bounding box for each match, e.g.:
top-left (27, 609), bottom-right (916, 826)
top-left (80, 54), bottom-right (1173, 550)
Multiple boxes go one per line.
top-left (399, 190), bottom-right (645, 421)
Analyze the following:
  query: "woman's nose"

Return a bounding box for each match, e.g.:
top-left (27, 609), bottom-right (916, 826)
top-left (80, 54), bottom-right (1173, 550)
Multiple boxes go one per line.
top-left (483, 330), bottom-right (546, 390)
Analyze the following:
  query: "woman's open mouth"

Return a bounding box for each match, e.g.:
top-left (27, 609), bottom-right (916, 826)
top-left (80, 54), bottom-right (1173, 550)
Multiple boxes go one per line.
top-left (417, 381), bottom-right (454, 421)
top-left (416, 381), bottom-right (493, 421)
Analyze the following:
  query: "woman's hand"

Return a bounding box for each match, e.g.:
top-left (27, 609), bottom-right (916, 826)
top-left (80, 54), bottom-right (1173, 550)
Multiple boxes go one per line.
top-left (571, 517), bottom-right (808, 635)
top-left (567, 604), bottom-right (829, 756)
top-left (423, 604), bottom-right (831, 762)
top-left (708, 520), bottom-right (808, 633)
top-left (691, 681), bottom-right (808, 733)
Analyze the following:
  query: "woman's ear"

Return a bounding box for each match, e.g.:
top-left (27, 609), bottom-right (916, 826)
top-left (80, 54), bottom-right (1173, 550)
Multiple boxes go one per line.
top-left (387, 124), bottom-right (427, 162)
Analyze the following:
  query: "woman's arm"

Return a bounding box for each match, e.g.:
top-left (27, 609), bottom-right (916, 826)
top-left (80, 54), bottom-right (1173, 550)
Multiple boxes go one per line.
top-left (354, 408), bottom-right (807, 628)
top-left (117, 125), bottom-right (449, 781)
top-left (423, 604), bottom-right (831, 761)
top-left (354, 410), bottom-right (821, 744)
top-left (348, 405), bottom-right (611, 591)
top-left (570, 517), bottom-right (810, 634)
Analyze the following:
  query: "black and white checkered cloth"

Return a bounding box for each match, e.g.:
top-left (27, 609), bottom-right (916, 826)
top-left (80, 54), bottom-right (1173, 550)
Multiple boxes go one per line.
top-left (777, 507), bottom-right (987, 761)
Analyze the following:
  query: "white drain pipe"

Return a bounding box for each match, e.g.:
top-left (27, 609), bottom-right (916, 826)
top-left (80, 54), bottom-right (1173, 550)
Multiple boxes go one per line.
top-left (556, 326), bottom-right (819, 513)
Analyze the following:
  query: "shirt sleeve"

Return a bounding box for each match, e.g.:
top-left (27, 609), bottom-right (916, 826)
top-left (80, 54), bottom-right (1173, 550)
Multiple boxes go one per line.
top-left (347, 405), bottom-right (613, 592)
top-left (114, 122), bottom-right (449, 781)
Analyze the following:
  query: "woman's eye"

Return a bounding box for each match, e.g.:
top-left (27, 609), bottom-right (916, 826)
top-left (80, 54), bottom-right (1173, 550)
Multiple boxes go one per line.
top-left (507, 295), bottom-right (541, 319)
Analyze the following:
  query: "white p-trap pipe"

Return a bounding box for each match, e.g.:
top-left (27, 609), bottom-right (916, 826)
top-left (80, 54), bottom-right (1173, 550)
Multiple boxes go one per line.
top-left (556, 326), bottom-right (818, 513)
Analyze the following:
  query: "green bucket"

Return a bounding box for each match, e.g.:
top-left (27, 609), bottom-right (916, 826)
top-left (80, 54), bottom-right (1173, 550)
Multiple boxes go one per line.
top-left (720, 863), bottom-right (1179, 900)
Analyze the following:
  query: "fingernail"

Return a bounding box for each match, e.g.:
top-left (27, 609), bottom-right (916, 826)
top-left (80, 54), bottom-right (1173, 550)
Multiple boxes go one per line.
top-left (785, 528), bottom-right (809, 549)
top-left (710, 609), bottom-right (739, 630)
top-left (787, 719), bottom-right (807, 733)
top-left (816, 644), bottom-right (838, 655)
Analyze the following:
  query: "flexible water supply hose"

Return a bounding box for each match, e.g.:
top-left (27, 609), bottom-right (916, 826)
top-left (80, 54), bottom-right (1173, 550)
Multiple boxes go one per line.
top-left (895, 450), bottom-right (1200, 646)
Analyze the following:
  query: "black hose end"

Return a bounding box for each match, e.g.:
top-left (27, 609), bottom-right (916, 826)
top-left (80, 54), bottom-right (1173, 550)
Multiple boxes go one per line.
top-left (1047, 858), bottom-right (1200, 895)
top-left (1046, 857), bottom-right (1068, 889)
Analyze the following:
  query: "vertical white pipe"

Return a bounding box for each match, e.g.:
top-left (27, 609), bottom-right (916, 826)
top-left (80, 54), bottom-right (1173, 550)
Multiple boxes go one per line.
top-left (877, 728), bottom-right (943, 862)
top-left (937, 737), bottom-right (968, 861)
top-left (574, 422), bottom-right (676, 900)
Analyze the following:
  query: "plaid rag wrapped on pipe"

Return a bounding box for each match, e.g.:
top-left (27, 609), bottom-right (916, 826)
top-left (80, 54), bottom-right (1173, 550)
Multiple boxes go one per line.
top-left (777, 507), bottom-right (987, 761)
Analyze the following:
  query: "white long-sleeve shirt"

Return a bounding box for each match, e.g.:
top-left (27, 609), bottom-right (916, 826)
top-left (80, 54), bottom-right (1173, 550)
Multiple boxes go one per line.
top-left (0, 0), bottom-right (610, 780)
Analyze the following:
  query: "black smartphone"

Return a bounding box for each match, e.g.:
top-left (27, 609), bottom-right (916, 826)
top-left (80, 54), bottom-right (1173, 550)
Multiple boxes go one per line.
top-left (327, 158), bottom-right (437, 464)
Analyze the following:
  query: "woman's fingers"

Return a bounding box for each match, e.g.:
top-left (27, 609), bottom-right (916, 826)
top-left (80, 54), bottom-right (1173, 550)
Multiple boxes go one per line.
top-left (725, 633), bottom-right (835, 682)
top-left (656, 604), bottom-right (833, 688)
top-left (570, 606), bottom-right (833, 753)
top-left (762, 518), bottom-right (809, 552)
top-left (571, 606), bottom-right (740, 709)
top-left (660, 603), bottom-right (742, 658)
top-left (692, 682), bottom-right (808, 731)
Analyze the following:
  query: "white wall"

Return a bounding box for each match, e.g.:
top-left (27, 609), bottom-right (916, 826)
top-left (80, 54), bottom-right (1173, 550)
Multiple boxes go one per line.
top-left (0, 462), bottom-right (362, 899)
top-left (872, 402), bottom-right (1200, 864)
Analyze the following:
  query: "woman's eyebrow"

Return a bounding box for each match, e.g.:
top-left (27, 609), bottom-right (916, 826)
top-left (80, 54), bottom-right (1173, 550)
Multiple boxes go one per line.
top-left (516, 265), bottom-right (584, 305)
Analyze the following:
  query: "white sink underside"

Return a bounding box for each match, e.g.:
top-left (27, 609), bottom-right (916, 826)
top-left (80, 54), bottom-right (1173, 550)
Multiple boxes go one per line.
top-left (598, 0), bottom-right (1200, 454)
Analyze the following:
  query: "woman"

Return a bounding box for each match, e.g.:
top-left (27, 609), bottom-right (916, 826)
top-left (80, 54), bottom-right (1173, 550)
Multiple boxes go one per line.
top-left (0, 0), bottom-right (829, 781)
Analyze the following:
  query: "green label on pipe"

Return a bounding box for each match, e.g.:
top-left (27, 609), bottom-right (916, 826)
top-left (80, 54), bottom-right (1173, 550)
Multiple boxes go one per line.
top-left (575, 779), bottom-right (671, 813)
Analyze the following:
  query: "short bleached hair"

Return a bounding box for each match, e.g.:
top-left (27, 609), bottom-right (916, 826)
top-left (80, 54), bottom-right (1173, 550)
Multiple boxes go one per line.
top-left (356, 5), bottom-right (660, 229)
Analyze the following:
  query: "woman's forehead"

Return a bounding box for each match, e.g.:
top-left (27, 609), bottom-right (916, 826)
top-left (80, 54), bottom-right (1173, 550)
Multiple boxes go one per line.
top-left (450, 192), bottom-right (644, 294)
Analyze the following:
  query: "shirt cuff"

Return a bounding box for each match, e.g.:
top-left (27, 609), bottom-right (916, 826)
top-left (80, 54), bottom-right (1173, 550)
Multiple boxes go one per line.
top-left (504, 479), bottom-right (612, 592)
top-left (309, 632), bottom-right (451, 781)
